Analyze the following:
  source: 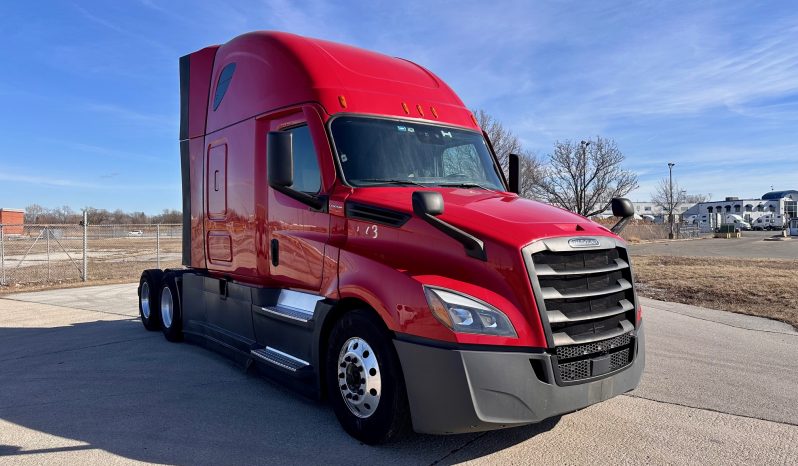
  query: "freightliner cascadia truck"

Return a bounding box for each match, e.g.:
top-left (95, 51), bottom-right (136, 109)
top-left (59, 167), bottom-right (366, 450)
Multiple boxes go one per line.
top-left (138, 31), bottom-right (644, 444)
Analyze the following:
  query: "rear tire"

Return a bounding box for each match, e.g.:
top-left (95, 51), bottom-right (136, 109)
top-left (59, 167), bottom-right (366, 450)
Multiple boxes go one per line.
top-left (326, 309), bottom-right (411, 444)
top-left (138, 270), bottom-right (164, 331)
top-left (160, 272), bottom-right (183, 342)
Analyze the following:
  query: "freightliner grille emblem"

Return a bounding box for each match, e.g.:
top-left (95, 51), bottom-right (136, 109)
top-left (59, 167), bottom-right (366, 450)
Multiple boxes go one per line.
top-left (568, 238), bottom-right (600, 248)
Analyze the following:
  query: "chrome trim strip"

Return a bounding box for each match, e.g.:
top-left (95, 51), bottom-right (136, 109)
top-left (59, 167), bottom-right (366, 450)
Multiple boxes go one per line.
top-left (541, 278), bottom-right (632, 300)
top-left (552, 320), bottom-right (635, 346)
top-left (277, 289), bottom-right (323, 313)
top-left (534, 258), bottom-right (629, 276)
top-left (523, 236), bottom-right (621, 255)
top-left (260, 289), bottom-right (323, 323)
top-left (546, 299), bottom-right (634, 324)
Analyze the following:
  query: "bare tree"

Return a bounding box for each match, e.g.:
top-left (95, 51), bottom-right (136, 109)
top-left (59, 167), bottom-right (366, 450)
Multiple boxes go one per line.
top-left (518, 155), bottom-right (543, 199)
top-left (651, 178), bottom-right (688, 227)
top-left (684, 193), bottom-right (710, 204)
top-left (473, 109), bottom-right (542, 198)
top-left (534, 137), bottom-right (638, 217)
top-left (24, 204), bottom-right (45, 223)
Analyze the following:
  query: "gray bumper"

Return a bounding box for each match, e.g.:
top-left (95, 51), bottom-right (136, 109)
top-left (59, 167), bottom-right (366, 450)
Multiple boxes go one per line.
top-left (395, 326), bottom-right (645, 434)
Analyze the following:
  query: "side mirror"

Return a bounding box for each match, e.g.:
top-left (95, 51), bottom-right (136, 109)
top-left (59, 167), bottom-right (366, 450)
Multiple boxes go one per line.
top-left (267, 131), bottom-right (293, 188)
top-left (508, 153), bottom-right (520, 194)
top-left (610, 197), bottom-right (634, 234)
top-left (611, 198), bottom-right (634, 218)
top-left (412, 191), bottom-right (444, 216)
top-left (267, 130), bottom-right (323, 210)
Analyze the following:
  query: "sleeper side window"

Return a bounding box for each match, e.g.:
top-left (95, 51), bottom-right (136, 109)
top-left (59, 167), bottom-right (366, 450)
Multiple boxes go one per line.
top-left (285, 125), bottom-right (321, 194)
top-left (213, 63), bottom-right (236, 111)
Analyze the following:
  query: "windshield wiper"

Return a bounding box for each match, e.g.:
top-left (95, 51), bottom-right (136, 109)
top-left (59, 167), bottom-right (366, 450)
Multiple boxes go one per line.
top-left (437, 182), bottom-right (500, 192)
top-left (355, 178), bottom-right (427, 187)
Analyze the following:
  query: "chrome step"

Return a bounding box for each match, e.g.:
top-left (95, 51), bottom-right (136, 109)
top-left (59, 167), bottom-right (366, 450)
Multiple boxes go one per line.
top-left (251, 347), bottom-right (310, 372)
top-left (260, 304), bottom-right (314, 322)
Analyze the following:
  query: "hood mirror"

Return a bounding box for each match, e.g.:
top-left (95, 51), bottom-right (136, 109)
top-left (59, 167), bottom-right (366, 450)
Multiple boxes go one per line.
top-left (412, 191), bottom-right (486, 260)
top-left (610, 198), bottom-right (634, 234)
top-left (412, 191), bottom-right (444, 216)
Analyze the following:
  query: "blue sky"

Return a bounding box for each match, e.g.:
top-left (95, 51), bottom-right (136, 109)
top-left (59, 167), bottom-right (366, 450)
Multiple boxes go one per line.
top-left (1, 0), bottom-right (796, 213)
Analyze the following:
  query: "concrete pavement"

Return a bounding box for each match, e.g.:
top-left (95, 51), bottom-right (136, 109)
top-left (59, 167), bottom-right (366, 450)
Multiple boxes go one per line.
top-left (0, 284), bottom-right (796, 465)
top-left (630, 233), bottom-right (797, 259)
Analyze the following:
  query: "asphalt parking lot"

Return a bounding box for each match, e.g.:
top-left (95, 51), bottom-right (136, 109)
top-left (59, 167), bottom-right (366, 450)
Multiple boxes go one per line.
top-left (631, 231), bottom-right (797, 259)
top-left (1, 284), bottom-right (797, 465)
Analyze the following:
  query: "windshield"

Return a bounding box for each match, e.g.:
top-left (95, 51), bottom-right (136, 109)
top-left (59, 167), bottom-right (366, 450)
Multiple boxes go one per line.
top-left (330, 116), bottom-right (505, 190)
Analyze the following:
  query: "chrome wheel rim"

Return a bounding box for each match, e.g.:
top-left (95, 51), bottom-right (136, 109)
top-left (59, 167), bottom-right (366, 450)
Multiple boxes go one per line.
top-left (161, 286), bottom-right (173, 329)
top-left (337, 337), bottom-right (381, 419)
top-left (141, 282), bottom-right (150, 319)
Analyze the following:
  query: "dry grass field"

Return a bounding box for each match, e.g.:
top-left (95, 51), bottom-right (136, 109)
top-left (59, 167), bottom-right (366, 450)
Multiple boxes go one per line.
top-left (0, 235), bottom-right (182, 290)
top-left (632, 255), bottom-right (798, 328)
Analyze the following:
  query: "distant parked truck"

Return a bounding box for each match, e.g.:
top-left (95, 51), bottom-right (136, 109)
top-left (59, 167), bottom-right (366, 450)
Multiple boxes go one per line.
top-left (724, 214), bottom-right (751, 231)
top-left (136, 31), bottom-right (645, 444)
top-left (752, 213), bottom-right (782, 230)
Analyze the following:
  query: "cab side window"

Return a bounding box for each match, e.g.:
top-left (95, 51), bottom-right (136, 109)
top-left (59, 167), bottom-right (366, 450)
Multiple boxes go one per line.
top-left (285, 125), bottom-right (321, 194)
top-left (213, 63), bottom-right (236, 111)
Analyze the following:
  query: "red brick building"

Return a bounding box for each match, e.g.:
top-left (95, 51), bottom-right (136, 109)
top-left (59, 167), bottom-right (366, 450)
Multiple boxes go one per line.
top-left (0, 208), bottom-right (24, 235)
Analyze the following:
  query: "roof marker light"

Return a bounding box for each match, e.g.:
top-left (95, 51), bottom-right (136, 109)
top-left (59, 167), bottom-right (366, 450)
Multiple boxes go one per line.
top-left (416, 104), bottom-right (424, 117)
top-left (430, 106), bottom-right (438, 118)
top-left (401, 102), bottom-right (410, 114)
top-left (470, 113), bottom-right (479, 126)
top-left (338, 95), bottom-right (347, 109)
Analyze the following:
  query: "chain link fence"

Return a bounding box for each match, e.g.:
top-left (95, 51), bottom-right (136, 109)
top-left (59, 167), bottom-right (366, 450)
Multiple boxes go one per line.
top-left (618, 222), bottom-right (705, 242)
top-left (0, 224), bottom-right (182, 287)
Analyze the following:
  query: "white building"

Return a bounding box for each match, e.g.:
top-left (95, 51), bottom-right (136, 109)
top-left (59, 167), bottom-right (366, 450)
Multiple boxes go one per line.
top-left (693, 190), bottom-right (797, 230)
top-left (631, 201), bottom-right (694, 223)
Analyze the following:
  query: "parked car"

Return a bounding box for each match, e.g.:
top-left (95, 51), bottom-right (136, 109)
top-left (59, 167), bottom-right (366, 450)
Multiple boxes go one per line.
top-left (127, 230), bottom-right (143, 237)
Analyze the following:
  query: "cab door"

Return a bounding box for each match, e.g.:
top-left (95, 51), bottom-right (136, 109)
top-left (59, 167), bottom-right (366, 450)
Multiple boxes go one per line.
top-left (266, 108), bottom-right (331, 291)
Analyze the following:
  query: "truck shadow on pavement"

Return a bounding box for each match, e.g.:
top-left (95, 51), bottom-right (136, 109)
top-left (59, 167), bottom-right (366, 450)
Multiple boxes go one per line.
top-left (0, 319), bottom-right (558, 465)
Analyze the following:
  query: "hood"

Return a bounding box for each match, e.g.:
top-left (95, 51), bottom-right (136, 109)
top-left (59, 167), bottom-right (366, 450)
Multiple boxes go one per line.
top-left (346, 187), bottom-right (616, 248)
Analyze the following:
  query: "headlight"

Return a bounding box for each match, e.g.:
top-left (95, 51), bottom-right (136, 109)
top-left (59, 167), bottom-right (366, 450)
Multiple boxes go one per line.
top-left (423, 286), bottom-right (517, 337)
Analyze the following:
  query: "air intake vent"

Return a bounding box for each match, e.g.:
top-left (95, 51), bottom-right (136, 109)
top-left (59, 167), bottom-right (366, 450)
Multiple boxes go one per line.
top-left (345, 202), bottom-right (410, 227)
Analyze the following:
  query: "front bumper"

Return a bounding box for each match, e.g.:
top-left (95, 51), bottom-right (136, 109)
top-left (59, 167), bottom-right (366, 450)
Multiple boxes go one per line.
top-left (395, 325), bottom-right (645, 434)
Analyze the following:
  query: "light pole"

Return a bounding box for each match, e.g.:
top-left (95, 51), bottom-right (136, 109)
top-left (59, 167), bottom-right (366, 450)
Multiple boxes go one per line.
top-left (580, 141), bottom-right (590, 213)
top-left (668, 162), bottom-right (675, 239)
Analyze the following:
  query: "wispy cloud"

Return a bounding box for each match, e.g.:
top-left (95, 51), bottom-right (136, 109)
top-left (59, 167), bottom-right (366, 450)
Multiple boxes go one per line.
top-left (0, 171), bottom-right (176, 191)
top-left (84, 103), bottom-right (175, 129)
top-left (48, 139), bottom-right (166, 163)
top-left (71, 3), bottom-right (177, 57)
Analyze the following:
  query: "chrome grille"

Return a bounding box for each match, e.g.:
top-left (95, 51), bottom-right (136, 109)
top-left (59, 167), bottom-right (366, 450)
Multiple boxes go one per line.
top-left (522, 236), bottom-right (638, 383)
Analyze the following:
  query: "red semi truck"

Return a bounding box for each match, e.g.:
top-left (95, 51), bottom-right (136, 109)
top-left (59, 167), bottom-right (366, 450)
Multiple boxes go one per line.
top-left (138, 31), bottom-right (644, 444)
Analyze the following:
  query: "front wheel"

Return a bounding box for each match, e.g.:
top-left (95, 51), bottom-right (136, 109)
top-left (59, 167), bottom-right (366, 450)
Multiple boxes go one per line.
top-left (326, 309), bottom-right (411, 444)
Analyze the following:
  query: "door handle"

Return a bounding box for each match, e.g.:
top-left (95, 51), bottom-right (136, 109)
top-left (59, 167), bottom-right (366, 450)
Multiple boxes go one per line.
top-left (270, 239), bottom-right (279, 266)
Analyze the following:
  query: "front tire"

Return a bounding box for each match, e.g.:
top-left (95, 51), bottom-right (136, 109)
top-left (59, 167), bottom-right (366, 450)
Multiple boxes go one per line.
top-left (138, 269), bottom-right (164, 331)
top-left (160, 273), bottom-right (183, 342)
top-left (326, 309), bottom-right (411, 444)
